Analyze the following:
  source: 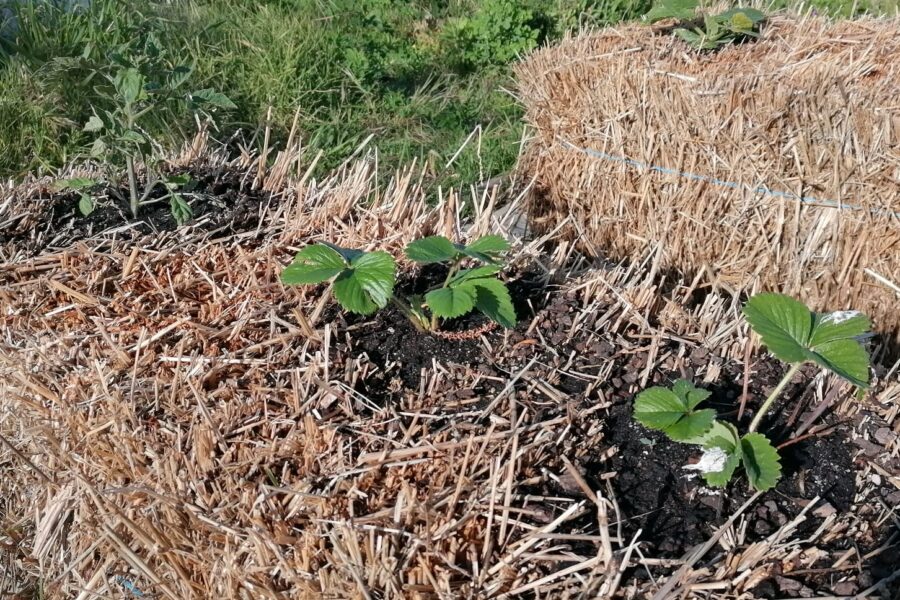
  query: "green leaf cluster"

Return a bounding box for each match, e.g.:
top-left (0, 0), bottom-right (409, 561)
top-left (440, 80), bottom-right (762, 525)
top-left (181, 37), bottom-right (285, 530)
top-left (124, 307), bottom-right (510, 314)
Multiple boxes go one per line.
top-left (405, 235), bottom-right (516, 329)
top-left (280, 235), bottom-right (517, 332)
top-left (634, 380), bottom-right (782, 491)
top-left (632, 294), bottom-right (871, 493)
top-left (644, 0), bottom-right (766, 50)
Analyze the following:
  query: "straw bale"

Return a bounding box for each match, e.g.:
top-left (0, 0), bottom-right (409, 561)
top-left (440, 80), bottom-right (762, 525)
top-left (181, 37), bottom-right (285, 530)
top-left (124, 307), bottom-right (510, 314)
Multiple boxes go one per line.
top-left (1, 139), bottom-right (898, 598)
top-left (515, 14), bottom-right (900, 344)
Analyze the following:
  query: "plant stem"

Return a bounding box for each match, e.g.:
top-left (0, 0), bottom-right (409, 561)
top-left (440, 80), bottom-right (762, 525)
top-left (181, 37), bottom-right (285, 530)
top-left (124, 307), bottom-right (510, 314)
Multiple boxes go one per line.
top-left (748, 362), bottom-right (802, 433)
top-left (125, 155), bottom-right (139, 218)
top-left (391, 296), bottom-right (427, 332)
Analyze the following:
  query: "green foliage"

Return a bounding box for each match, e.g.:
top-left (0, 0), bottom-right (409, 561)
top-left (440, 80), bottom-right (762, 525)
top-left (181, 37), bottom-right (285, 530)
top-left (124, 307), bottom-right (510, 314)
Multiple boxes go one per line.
top-left (405, 234), bottom-right (515, 329)
top-left (644, 0), bottom-right (766, 50)
top-left (281, 234), bottom-right (515, 332)
top-left (281, 244), bottom-right (397, 315)
top-left (632, 293), bottom-right (870, 493)
top-left (441, 0), bottom-right (543, 72)
top-left (633, 380), bottom-right (716, 441)
top-left (743, 293), bottom-right (870, 388)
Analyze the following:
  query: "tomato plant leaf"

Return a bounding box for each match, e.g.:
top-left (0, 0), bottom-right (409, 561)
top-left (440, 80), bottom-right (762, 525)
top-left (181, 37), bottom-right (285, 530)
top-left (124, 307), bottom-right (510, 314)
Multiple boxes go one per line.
top-left (405, 236), bottom-right (458, 263)
top-left (741, 433), bottom-right (782, 491)
top-left (189, 88), bottom-right (237, 110)
top-left (78, 193), bottom-right (95, 217)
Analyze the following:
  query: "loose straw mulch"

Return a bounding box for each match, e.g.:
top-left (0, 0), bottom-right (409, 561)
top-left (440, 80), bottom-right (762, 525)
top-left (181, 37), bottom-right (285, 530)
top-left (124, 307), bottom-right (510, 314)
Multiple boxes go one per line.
top-left (515, 13), bottom-right (900, 346)
top-left (1, 141), bottom-right (899, 599)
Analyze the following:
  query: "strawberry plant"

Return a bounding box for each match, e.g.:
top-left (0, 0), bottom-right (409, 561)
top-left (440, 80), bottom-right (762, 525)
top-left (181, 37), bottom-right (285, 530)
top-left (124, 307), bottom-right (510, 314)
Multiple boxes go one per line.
top-left (634, 293), bottom-right (871, 491)
top-left (280, 235), bottom-right (516, 332)
top-left (644, 0), bottom-right (765, 50)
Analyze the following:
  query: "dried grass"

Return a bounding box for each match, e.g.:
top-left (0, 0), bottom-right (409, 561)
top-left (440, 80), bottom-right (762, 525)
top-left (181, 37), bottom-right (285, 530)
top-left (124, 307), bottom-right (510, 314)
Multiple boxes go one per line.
top-left (515, 14), bottom-right (900, 345)
top-left (0, 134), bottom-right (898, 598)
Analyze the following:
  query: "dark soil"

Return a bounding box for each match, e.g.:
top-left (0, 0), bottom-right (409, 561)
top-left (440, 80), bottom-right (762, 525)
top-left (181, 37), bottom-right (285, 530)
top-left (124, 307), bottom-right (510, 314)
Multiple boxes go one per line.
top-left (323, 275), bottom-right (897, 596)
top-left (1, 164), bottom-right (274, 256)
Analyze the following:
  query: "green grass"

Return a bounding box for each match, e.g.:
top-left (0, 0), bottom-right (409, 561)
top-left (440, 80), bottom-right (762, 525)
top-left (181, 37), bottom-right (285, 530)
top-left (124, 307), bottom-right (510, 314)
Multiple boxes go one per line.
top-left (0, 0), bottom-right (891, 189)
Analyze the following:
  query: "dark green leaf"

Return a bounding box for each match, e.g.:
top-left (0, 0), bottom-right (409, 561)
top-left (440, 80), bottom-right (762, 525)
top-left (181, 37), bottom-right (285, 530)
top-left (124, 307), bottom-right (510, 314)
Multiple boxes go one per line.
top-left (634, 386), bottom-right (715, 441)
top-left (449, 265), bottom-right (503, 286)
top-left (470, 277), bottom-right (517, 328)
top-left (332, 251), bottom-right (396, 315)
top-left (165, 174), bottom-right (192, 187)
top-left (426, 286), bottom-right (477, 319)
top-left (672, 379), bottom-right (711, 410)
top-left (464, 235), bottom-right (510, 257)
top-left (809, 339), bottom-right (869, 388)
top-left (405, 236), bottom-right (458, 264)
top-left (320, 242), bottom-right (365, 264)
top-left (742, 293), bottom-right (813, 363)
top-left (717, 7), bottom-right (765, 23)
top-left (741, 433), bottom-right (782, 491)
top-left (810, 311), bottom-right (870, 346)
top-left (281, 244), bottom-right (347, 285)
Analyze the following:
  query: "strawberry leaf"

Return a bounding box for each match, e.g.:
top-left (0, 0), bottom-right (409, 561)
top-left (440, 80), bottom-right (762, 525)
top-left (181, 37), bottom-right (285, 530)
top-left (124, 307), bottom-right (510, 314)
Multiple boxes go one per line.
top-left (469, 277), bottom-right (516, 328)
top-left (333, 251), bottom-right (396, 315)
top-left (281, 244), bottom-right (347, 285)
top-left (405, 236), bottom-right (458, 264)
top-left (634, 385), bottom-right (715, 441)
top-left (741, 433), bottom-right (782, 491)
top-left (426, 285), bottom-right (477, 319)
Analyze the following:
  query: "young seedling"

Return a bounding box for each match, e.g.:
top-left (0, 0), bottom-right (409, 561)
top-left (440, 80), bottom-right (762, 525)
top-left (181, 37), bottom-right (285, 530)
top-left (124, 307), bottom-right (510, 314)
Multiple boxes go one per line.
top-left (280, 235), bottom-right (517, 333)
top-left (644, 0), bottom-right (765, 50)
top-left (54, 177), bottom-right (101, 216)
top-left (79, 36), bottom-right (233, 221)
top-left (633, 293), bottom-right (871, 491)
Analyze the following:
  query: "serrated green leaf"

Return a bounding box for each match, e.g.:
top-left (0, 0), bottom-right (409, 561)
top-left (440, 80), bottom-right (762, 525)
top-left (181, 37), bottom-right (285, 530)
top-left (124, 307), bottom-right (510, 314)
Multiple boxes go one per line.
top-left (672, 379), bottom-right (711, 410)
top-left (810, 311), bottom-right (870, 346)
top-left (426, 285), bottom-right (477, 319)
top-left (470, 277), bottom-right (516, 328)
top-left (78, 193), bottom-right (94, 216)
top-left (634, 386), bottom-right (715, 441)
top-left (83, 115), bottom-right (104, 132)
top-left (743, 293), bottom-right (813, 363)
top-left (189, 88), bottom-right (237, 110)
top-left (666, 408), bottom-right (717, 441)
top-left (703, 449), bottom-right (742, 487)
top-left (465, 235), bottom-right (510, 256)
top-left (331, 250), bottom-right (396, 315)
top-left (449, 265), bottom-right (503, 286)
top-left (685, 419), bottom-right (739, 448)
top-left (405, 236), bottom-right (458, 264)
top-left (644, 0), bottom-right (698, 22)
top-left (741, 433), bottom-right (782, 491)
top-left (319, 242), bottom-right (364, 264)
top-left (810, 339), bottom-right (869, 388)
top-left (281, 244), bottom-right (347, 285)
top-left (744, 293), bottom-right (871, 388)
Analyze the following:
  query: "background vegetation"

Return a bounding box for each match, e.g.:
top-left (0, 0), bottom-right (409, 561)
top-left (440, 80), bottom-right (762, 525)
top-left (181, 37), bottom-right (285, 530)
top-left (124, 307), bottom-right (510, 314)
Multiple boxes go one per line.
top-left (0, 0), bottom-right (894, 189)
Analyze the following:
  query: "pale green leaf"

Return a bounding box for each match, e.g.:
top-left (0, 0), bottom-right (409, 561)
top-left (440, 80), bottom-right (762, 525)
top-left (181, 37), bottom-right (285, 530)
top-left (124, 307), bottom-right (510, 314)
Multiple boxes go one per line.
top-left (717, 7), bottom-right (765, 23)
top-left (742, 293), bottom-right (813, 363)
top-left (54, 177), bottom-right (99, 192)
top-left (729, 12), bottom-right (754, 31)
top-left (78, 193), bottom-right (94, 217)
top-left (634, 387), bottom-right (685, 430)
top-left (169, 193), bottom-right (192, 225)
top-left (83, 115), bottom-right (104, 132)
top-left (741, 433), bottom-right (782, 491)
top-left (281, 244), bottom-right (347, 285)
top-left (810, 311), bottom-right (870, 347)
top-left (644, 0), bottom-right (698, 22)
top-left (703, 449), bottom-right (742, 487)
top-left (405, 236), bottom-right (458, 264)
top-left (115, 68), bottom-right (145, 104)
top-left (426, 286), bottom-right (477, 319)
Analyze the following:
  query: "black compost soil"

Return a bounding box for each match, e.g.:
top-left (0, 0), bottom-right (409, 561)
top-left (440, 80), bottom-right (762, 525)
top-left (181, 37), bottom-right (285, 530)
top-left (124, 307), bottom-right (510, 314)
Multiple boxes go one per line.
top-left (321, 273), bottom-right (897, 596)
top-left (1, 164), bottom-right (274, 256)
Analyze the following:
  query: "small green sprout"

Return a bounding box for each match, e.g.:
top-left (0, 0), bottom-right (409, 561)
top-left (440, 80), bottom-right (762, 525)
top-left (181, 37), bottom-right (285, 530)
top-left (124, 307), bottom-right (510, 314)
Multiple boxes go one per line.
top-left (280, 235), bottom-right (517, 333)
top-left (644, 0), bottom-right (765, 50)
top-left (633, 293), bottom-right (871, 491)
top-left (54, 177), bottom-right (100, 216)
